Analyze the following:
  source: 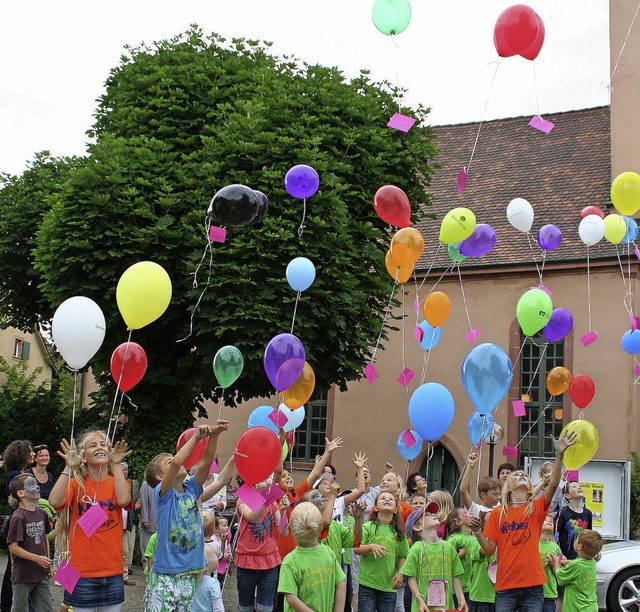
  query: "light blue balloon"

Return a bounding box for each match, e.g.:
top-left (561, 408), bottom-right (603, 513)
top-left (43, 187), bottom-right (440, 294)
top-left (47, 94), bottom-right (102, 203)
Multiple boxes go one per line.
top-left (621, 329), bottom-right (640, 354)
top-left (396, 429), bottom-right (424, 461)
top-left (286, 257), bottom-right (316, 292)
top-left (279, 403), bottom-right (306, 432)
top-left (408, 383), bottom-right (455, 442)
top-left (621, 216), bottom-right (638, 244)
top-left (247, 405), bottom-right (279, 434)
top-left (461, 343), bottom-right (513, 415)
top-left (418, 321), bottom-right (441, 350)
top-left (467, 412), bottom-right (495, 445)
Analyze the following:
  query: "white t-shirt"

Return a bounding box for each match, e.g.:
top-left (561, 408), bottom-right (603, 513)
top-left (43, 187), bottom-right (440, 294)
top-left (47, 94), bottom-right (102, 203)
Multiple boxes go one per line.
top-left (468, 500), bottom-right (496, 517)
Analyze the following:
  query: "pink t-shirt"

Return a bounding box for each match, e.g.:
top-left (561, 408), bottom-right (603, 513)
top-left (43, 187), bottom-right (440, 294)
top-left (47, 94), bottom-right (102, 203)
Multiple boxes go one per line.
top-left (234, 501), bottom-right (281, 570)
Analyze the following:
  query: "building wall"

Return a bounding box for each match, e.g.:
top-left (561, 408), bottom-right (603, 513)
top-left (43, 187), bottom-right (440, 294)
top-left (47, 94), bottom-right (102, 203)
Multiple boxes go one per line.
top-left (0, 326), bottom-right (52, 388)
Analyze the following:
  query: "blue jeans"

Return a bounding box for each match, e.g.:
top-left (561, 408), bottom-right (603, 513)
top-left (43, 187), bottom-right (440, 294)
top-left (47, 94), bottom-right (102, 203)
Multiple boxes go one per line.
top-left (358, 584), bottom-right (397, 612)
top-left (542, 598), bottom-right (556, 612)
top-left (495, 586), bottom-right (543, 612)
top-left (63, 575), bottom-right (124, 608)
top-left (236, 566), bottom-right (279, 612)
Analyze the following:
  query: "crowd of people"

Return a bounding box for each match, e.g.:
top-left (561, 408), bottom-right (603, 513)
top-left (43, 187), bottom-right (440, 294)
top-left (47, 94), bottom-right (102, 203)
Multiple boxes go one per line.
top-left (0, 425), bottom-right (602, 612)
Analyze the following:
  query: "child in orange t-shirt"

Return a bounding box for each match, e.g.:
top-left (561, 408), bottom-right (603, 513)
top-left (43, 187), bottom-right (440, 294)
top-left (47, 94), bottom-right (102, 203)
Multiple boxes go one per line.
top-left (470, 432), bottom-right (576, 612)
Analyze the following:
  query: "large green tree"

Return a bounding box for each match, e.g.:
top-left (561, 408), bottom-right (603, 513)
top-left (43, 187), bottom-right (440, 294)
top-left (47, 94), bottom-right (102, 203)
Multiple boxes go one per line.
top-left (0, 28), bottom-right (437, 467)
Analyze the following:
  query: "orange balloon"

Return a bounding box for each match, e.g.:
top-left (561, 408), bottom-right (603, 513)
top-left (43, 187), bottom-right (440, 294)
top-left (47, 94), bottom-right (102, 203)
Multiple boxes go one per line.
top-left (283, 362), bottom-right (315, 409)
top-left (390, 228), bottom-right (424, 267)
top-left (422, 291), bottom-right (451, 327)
top-left (385, 250), bottom-right (413, 284)
top-left (546, 366), bottom-right (572, 397)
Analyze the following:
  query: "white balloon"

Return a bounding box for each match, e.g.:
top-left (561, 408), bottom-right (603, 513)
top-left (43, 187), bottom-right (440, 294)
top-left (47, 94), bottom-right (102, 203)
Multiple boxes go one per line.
top-left (279, 403), bottom-right (306, 432)
top-left (506, 197), bottom-right (534, 233)
top-left (579, 214), bottom-right (606, 246)
top-left (52, 296), bottom-right (106, 370)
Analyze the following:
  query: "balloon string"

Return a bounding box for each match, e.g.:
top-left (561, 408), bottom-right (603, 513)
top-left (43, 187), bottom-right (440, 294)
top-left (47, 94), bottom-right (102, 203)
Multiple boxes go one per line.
top-left (533, 60), bottom-right (542, 119)
top-left (419, 261), bottom-right (456, 309)
top-left (615, 246), bottom-right (634, 314)
top-left (297, 199), bottom-right (307, 238)
top-left (475, 433), bottom-right (484, 495)
top-left (217, 387), bottom-right (225, 420)
top-left (526, 233), bottom-right (543, 284)
top-left (451, 445), bottom-right (476, 498)
top-left (69, 371), bottom-right (79, 447)
top-left (512, 336), bottom-right (528, 377)
top-left (524, 342), bottom-right (548, 399)
top-left (627, 242), bottom-right (634, 311)
top-left (423, 443), bottom-right (433, 485)
top-left (456, 264), bottom-right (473, 332)
top-left (515, 399), bottom-right (552, 449)
top-left (370, 281), bottom-right (400, 363)
top-left (586, 246), bottom-right (592, 330)
top-left (106, 330), bottom-right (133, 442)
top-left (290, 291), bottom-right (301, 334)
top-left (610, 0), bottom-right (640, 91)
top-left (539, 251), bottom-right (547, 284)
top-left (401, 289), bottom-right (406, 383)
top-left (420, 330), bottom-right (437, 384)
top-left (416, 243), bottom-right (444, 294)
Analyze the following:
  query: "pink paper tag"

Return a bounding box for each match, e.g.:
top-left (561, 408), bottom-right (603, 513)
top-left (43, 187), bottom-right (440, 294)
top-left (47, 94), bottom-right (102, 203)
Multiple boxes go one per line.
top-left (401, 429), bottom-right (417, 449)
top-left (413, 325), bottom-right (424, 343)
top-left (397, 367), bottom-right (415, 387)
top-left (208, 226), bottom-right (227, 243)
top-left (217, 559), bottom-right (228, 575)
top-left (268, 408), bottom-right (288, 429)
top-left (261, 483), bottom-right (284, 505)
top-left (635, 245), bottom-right (640, 260)
top-left (208, 460), bottom-right (219, 475)
top-left (363, 363), bottom-right (378, 384)
top-left (457, 167), bottom-right (468, 194)
top-left (77, 503), bottom-right (108, 538)
top-left (278, 513), bottom-right (289, 534)
top-left (635, 363), bottom-right (640, 377)
top-left (466, 328), bottom-right (481, 343)
top-left (580, 330), bottom-right (599, 347)
top-left (528, 116), bottom-right (555, 133)
top-left (236, 483), bottom-right (266, 512)
top-left (414, 297), bottom-right (420, 313)
top-left (502, 445), bottom-right (518, 457)
top-left (54, 561), bottom-right (81, 594)
top-left (630, 313), bottom-right (640, 332)
top-left (532, 284), bottom-right (553, 297)
top-left (564, 470), bottom-right (579, 481)
top-left (512, 400), bottom-right (526, 417)
top-left (387, 112), bottom-right (416, 132)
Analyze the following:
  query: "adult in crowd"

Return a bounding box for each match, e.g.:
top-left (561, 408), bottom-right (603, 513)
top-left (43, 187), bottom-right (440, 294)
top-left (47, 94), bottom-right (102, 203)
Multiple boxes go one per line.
top-left (139, 478), bottom-right (157, 557)
top-left (27, 444), bottom-right (54, 500)
top-left (122, 461), bottom-right (141, 586)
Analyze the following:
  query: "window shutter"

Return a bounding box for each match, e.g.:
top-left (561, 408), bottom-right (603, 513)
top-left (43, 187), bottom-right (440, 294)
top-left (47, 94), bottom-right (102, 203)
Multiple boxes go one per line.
top-left (21, 341), bottom-right (30, 360)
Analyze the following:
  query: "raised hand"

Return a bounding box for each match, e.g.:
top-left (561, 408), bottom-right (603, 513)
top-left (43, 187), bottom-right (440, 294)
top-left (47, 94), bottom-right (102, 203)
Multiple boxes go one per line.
top-left (211, 420), bottom-right (230, 436)
top-left (553, 430), bottom-right (577, 455)
top-left (194, 425), bottom-right (213, 440)
top-left (352, 452), bottom-right (368, 469)
top-left (325, 437), bottom-right (343, 453)
top-left (108, 440), bottom-right (132, 465)
top-left (352, 501), bottom-right (366, 519)
top-left (57, 439), bottom-right (82, 470)
top-left (329, 483), bottom-right (340, 498)
top-left (467, 452), bottom-right (478, 467)
top-left (469, 516), bottom-right (483, 534)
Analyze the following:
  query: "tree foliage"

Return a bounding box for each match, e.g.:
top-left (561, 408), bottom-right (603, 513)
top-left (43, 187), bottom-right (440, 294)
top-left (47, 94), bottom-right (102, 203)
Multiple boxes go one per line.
top-left (0, 28), bottom-right (438, 461)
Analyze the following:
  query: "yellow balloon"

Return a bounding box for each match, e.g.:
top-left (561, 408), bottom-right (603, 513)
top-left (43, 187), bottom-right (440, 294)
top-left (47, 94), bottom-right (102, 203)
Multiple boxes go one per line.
top-left (560, 419), bottom-right (599, 470)
top-left (603, 214), bottom-right (626, 244)
top-left (390, 228), bottom-right (424, 267)
top-left (439, 208), bottom-right (476, 244)
top-left (283, 362), bottom-right (315, 410)
top-left (611, 171), bottom-right (640, 216)
top-left (116, 261), bottom-right (172, 330)
top-left (384, 250), bottom-right (413, 284)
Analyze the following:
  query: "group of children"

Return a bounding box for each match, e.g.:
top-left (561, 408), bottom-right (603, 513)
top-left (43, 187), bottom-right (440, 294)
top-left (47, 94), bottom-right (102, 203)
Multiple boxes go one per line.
top-left (3, 423), bottom-right (603, 612)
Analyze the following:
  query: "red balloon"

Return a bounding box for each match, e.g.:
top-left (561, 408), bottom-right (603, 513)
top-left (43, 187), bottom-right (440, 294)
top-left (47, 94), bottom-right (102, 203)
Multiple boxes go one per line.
top-left (110, 342), bottom-right (148, 392)
top-left (374, 185), bottom-right (411, 228)
top-left (285, 430), bottom-right (295, 452)
top-left (176, 428), bottom-right (207, 471)
top-left (234, 427), bottom-right (281, 485)
top-left (494, 5), bottom-right (543, 59)
top-left (568, 374), bottom-right (596, 409)
top-left (580, 206), bottom-right (605, 220)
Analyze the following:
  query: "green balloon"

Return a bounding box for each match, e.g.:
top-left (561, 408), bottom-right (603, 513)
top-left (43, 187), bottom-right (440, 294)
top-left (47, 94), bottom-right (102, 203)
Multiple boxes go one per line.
top-left (213, 345), bottom-right (244, 388)
top-left (447, 242), bottom-right (467, 264)
top-left (516, 289), bottom-right (553, 336)
top-left (372, 0), bottom-right (412, 36)
top-left (281, 440), bottom-right (288, 461)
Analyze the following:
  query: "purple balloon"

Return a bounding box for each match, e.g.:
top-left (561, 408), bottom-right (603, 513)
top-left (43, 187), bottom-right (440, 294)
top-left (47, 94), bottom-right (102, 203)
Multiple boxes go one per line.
top-left (263, 333), bottom-right (306, 391)
top-left (537, 224), bottom-right (562, 251)
top-left (285, 165), bottom-right (320, 199)
top-left (459, 224), bottom-right (497, 258)
top-left (543, 308), bottom-right (574, 343)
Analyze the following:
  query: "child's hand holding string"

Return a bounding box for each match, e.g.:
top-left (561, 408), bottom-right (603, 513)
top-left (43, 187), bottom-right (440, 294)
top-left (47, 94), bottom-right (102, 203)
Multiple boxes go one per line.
top-left (467, 452), bottom-right (478, 467)
top-left (57, 439), bottom-right (82, 470)
top-left (211, 420), bottom-right (230, 436)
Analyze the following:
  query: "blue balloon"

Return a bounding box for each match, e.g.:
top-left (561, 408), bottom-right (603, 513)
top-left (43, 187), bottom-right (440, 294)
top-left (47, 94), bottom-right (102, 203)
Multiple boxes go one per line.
top-left (396, 430), bottom-right (424, 461)
top-left (622, 329), bottom-right (640, 354)
top-left (408, 383), bottom-right (455, 442)
top-left (467, 412), bottom-right (495, 445)
top-left (419, 321), bottom-right (442, 350)
top-left (621, 216), bottom-right (638, 244)
top-left (247, 405), bottom-right (279, 434)
top-left (286, 257), bottom-right (316, 292)
top-left (278, 403), bottom-right (306, 432)
top-left (461, 343), bottom-right (513, 415)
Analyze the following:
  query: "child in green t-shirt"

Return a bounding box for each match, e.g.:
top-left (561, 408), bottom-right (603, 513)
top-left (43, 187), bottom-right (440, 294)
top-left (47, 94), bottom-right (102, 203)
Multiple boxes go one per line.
top-left (549, 528), bottom-right (603, 612)
top-left (278, 502), bottom-right (347, 612)
top-left (539, 514), bottom-right (562, 612)
top-left (444, 507), bottom-right (477, 608)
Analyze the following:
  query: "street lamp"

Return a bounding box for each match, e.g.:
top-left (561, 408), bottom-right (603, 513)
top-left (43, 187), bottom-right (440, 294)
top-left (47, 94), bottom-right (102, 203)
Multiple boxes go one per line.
top-left (485, 422), bottom-right (505, 477)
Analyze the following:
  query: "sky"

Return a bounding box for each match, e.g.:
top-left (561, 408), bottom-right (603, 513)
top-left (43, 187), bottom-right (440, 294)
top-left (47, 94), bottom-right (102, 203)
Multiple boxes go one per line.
top-left (0, 1), bottom-right (610, 176)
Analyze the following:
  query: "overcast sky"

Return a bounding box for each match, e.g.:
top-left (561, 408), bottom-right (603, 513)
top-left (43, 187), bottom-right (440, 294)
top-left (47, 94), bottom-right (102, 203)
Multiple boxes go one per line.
top-left (0, 0), bottom-right (610, 176)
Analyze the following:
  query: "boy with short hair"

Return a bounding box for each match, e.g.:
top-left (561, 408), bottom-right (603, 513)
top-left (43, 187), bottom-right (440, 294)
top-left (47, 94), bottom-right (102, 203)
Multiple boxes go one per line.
top-left (410, 493), bottom-right (426, 510)
top-left (539, 514), bottom-right (562, 612)
top-left (556, 481), bottom-right (592, 560)
top-left (278, 502), bottom-right (347, 612)
top-left (460, 452), bottom-right (501, 516)
top-left (143, 420), bottom-right (229, 612)
top-left (549, 529), bottom-right (602, 612)
top-left (6, 473), bottom-right (54, 612)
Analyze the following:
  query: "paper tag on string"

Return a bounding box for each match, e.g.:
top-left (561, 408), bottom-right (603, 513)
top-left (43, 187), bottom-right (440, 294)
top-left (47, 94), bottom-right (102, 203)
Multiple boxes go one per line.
top-left (487, 561), bottom-right (498, 584)
top-left (278, 513), bottom-right (289, 534)
top-left (635, 245), bottom-right (640, 260)
top-left (217, 559), bottom-right (228, 575)
top-left (564, 470), bottom-right (579, 481)
top-left (209, 226), bottom-right (227, 243)
top-left (387, 113), bottom-right (416, 132)
top-left (261, 483), bottom-right (284, 505)
top-left (466, 328), bottom-right (481, 343)
top-left (630, 313), bottom-right (640, 332)
top-left (208, 460), bottom-right (219, 475)
top-left (528, 116), bottom-right (555, 133)
top-left (397, 367), bottom-right (415, 387)
top-left (236, 484), bottom-right (266, 512)
top-left (512, 400), bottom-right (526, 417)
top-left (54, 561), bottom-right (81, 594)
top-left (502, 445), bottom-right (518, 458)
top-left (635, 363), bottom-right (640, 377)
top-left (413, 325), bottom-right (424, 343)
top-left (401, 430), bottom-right (417, 449)
top-left (77, 503), bottom-right (107, 538)
top-left (363, 363), bottom-right (378, 384)
top-left (580, 330), bottom-right (599, 347)
top-left (457, 167), bottom-right (468, 194)
top-left (268, 408), bottom-right (288, 429)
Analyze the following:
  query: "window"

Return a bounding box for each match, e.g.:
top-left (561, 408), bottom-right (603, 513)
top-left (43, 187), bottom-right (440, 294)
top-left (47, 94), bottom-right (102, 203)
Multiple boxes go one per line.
top-left (291, 393), bottom-right (328, 463)
top-left (12, 339), bottom-right (30, 360)
top-left (517, 333), bottom-right (564, 468)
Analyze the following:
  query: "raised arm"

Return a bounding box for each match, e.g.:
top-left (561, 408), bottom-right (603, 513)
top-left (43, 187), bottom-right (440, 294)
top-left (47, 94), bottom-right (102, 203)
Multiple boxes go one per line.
top-left (339, 453), bottom-right (367, 507)
top-left (161, 425), bottom-right (211, 497)
top-left (533, 471), bottom-right (551, 498)
top-left (108, 440), bottom-right (132, 507)
top-left (194, 420), bottom-right (230, 487)
top-left (544, 432), bottom-right (577, 506)
top-left (460, 452), bottom-right (478, 510)
top-left (49, 438), bottom-right (82, 508)
top-left (469, 515), bottom-right (496, 557)
top-left (200, 456), bottom-right (235, 505)
top-left (307, 437), bottom-right (343, 487)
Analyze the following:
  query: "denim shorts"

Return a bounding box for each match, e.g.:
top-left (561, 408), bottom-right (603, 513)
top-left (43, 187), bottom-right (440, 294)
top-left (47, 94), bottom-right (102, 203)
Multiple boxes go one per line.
top-left (63, 575), bottom-right (124, 607)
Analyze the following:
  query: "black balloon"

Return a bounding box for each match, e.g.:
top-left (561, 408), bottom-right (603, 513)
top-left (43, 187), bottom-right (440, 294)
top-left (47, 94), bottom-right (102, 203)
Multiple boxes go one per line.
top-left (249, 190), bottom-right (269, 224)
top-left (207, 184), bottom-right (260, 226)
